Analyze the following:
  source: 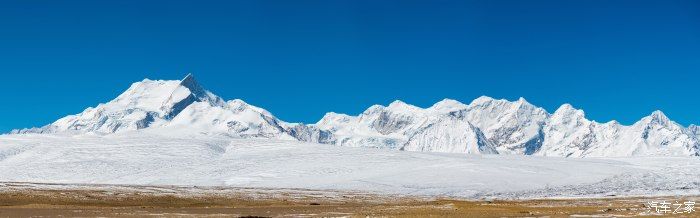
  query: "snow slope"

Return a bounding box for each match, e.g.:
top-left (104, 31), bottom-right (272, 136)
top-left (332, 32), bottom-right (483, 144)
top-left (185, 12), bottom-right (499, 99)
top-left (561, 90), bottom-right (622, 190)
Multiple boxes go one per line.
top-left (12, 74), bottom-right (225, 134)
top-left (12, 74), bottom-right (333, 143)
top-left (0, 133), bottom-right (698, 199)
top-left (316, 99), bottom-right (699, 157)
top-left (8, 75), bottom-right (700, 157)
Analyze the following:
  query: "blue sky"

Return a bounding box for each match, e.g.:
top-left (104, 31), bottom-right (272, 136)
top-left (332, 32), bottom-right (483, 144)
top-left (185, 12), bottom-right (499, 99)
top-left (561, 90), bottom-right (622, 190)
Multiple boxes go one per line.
top-left (1, 0), bottom-right (699, 132)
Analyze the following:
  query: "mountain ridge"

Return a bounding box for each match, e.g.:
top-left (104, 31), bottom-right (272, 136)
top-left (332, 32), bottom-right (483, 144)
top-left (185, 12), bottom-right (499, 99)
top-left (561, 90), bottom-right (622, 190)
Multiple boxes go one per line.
top-left (10, 75), bottom-right (700, 157)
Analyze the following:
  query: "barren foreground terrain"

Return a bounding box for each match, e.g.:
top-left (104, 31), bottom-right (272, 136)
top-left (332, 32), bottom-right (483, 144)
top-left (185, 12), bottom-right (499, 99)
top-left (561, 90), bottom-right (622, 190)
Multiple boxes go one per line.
top-left (0, 182), bottom-right (696, 217)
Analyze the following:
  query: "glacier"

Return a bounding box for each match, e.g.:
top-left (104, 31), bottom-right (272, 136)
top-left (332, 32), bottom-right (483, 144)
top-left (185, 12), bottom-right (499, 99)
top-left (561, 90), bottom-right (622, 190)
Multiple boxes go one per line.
top-left (8, 74), bottom-right (700, 157)
top-left (1, 133), bottom-right (699, 199)
top-left (2, 74), bottom-right (700, 199)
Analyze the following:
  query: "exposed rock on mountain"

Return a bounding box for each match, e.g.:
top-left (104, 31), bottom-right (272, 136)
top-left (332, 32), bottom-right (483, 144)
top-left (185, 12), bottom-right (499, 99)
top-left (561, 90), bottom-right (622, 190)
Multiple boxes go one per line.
top-left (11, 76), bottom-right (700, 157)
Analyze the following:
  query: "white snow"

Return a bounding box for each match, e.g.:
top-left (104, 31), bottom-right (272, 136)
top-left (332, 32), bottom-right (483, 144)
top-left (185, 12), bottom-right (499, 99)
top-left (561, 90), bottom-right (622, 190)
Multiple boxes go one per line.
top-left (315, 96), bottom-right (699, 157)
top-left (0, 132), bottom-right (698, 199)
top-left (10, 75), bottom-right (699, 157)
top-left (115, 79), bottom-right (185, 112)
top-left (3, 74), bottom-right (699, 200)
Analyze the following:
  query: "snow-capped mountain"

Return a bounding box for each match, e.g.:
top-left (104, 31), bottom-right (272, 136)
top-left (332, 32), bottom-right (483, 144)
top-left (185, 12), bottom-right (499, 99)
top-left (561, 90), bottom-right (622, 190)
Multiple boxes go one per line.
top-left (538, 105), bottom-right (699, 157)
top-left (12, 74), bottom-right (333, 143)
top-left (313, 97), bottom-right (699, 157)
top-left (14, 74), bottom-right (224, 134)
top-left (463, 97), bottom-right (548, 154)
top-left (619, 111), bottom-right (699, 156)
top-left (10, 75), bottom-right (700, 157)
top-left (315, 99), bottom-right (498, 154)
top-left (690, 124), bottom-right (699, 138)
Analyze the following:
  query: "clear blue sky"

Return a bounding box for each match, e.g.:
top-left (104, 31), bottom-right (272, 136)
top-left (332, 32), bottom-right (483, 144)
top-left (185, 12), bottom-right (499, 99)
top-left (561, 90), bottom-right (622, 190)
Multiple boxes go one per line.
top-left (1, 0), bottom-right (699, 132)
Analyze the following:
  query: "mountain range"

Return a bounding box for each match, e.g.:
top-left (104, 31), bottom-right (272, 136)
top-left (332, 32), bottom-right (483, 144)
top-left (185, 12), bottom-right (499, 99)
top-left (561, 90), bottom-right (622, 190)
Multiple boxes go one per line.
top-left (11, 74), bottom-right (700, 157)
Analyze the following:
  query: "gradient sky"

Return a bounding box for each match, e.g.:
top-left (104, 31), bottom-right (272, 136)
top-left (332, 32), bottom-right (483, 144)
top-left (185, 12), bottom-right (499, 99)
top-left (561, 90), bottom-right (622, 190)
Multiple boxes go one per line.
top-left (1, 0), bottom-right (699, 132)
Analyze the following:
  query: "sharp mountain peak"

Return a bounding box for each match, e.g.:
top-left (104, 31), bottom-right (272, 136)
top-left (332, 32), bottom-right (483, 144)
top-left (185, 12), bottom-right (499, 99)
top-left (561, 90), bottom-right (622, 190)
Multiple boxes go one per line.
top-left (8, 76), bottom-right (700, 157)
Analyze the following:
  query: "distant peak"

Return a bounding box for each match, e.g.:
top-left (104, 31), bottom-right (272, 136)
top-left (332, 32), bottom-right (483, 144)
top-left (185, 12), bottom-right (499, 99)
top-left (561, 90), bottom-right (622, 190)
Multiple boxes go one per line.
top-left (650, 110), bottom-right (669, 120)
top-left (388, 100), bottom-right (407, 107)
top-left (642, 110), bottom-right (672, 126)
top-left (553, 103), bottom-right (585, 117)
top-left (319, 112), bottom-right (352, 122)
top-left (429, 99), bottom-right (466, 112)
top-left (362, 104), bottom-right (386, 115)
top-left (555, 103), bottom-right (580, 112)
top-left (323, 111), bottom-right (339, 117)
top-left (387, 100), bottom-right (421, 111)
top-left (514, 97), bottom-right (535, 107)
top-left (470, 96), bottom-right (496, 106)
top-left (434, 98), bottom-right (461, 105)
top-left (606, 120), bottom-right (621, 126)
top-left (228, 99), bottom-right (249, 106)
top-left (475, 95), bottom-right (495, 101)
top-left (558, 103), bottom-right (575, 110)
top-left (470, 96), bottom-right (537, 107)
